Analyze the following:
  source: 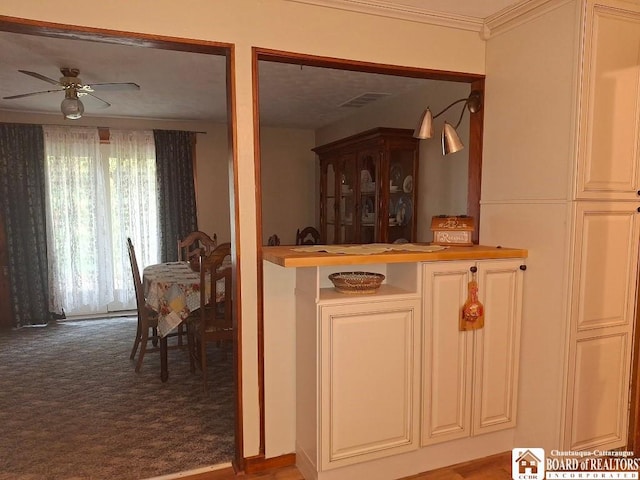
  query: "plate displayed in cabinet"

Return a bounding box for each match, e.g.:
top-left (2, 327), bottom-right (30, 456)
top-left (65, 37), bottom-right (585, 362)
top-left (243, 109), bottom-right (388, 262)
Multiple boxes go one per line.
top-left (396, 196), bottom-right (412, 226)
top-left (403, 175), bottom-right (413, 193)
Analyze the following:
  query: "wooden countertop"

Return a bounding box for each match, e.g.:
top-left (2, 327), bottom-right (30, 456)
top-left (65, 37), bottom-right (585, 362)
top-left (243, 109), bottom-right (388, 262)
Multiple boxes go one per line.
top-left (263, 244), bottom-right (528, 268)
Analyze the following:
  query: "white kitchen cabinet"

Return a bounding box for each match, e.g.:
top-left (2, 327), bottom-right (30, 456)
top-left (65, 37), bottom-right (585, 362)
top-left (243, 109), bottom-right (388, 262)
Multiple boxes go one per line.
top-left (280, 250), bottom-right (528, 479)
top-left (421, 259), bottom-right (524, 446)
top-left (319, 298), bottom-right (421, 469)
top-left (482, 0), bottom-right (640, 453)
top-left (567, 0), bottom-right (640, 451)
top-left (563, 202), bottom-right (640, 450)
top-left (576, 2), bottom-right (640, 200)
top-left (295, 263), bottom-right (422, 475)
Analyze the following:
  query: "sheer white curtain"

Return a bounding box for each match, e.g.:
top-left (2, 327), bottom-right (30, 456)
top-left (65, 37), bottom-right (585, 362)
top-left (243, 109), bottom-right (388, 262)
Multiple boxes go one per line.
top-left (44, 126), bottom-right (159, 316)
top-left (108, 129), bottom-right (159, 310)
top-left (44, 126), bottom-right (112, 315)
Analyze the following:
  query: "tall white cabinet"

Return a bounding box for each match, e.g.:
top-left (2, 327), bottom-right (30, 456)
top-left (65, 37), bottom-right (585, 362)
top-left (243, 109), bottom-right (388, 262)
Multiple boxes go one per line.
top-left (482, 0), bottom-right (640, 452)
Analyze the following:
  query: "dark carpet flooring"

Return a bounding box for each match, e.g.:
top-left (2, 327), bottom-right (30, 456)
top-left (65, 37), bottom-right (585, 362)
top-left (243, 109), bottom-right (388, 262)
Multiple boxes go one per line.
top-left (0, 316), bottom-right (235, 480)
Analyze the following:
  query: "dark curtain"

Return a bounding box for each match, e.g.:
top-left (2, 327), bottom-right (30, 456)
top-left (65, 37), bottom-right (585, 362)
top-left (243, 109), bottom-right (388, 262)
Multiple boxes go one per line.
top-left (154, 130), bottom-right (198, 262)
top-left (0, 124), bottom-right (50, 327)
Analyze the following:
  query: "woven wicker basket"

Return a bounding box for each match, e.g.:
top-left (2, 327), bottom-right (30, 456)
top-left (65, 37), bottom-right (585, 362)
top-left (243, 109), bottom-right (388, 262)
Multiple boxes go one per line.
top-left (328, 271), bottom-right (385, 294)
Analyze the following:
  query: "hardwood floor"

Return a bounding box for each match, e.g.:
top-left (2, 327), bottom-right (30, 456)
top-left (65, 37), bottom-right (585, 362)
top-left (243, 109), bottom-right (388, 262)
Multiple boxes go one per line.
top-left (177, 452), bottom-right (512, 480)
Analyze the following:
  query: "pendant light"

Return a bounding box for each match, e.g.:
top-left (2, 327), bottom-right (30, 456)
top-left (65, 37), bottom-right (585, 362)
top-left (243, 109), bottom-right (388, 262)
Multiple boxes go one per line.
top-left (413, 90), bottom-right (483, 155)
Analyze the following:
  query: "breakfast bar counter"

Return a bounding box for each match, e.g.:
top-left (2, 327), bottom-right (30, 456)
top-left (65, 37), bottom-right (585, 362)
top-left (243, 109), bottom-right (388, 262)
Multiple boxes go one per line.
top-left (261, 243), bottom-right (528, 480)
top-left (262, 243), bottom-right (528, 268)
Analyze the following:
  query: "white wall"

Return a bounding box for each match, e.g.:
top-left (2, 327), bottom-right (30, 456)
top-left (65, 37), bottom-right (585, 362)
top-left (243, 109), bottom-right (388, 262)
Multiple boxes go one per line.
top-left (260, 127), bottom-right (317, 245)
top-left (194, 123), bottom-right (232, 244)
top-left (0, 0), bottom-right (487, 460)
top-left (316, 81), bottom-right (471, 242)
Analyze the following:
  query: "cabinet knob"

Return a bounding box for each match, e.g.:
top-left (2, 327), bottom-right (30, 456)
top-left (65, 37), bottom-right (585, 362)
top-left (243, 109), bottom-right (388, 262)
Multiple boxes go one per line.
top-left (637, 207), bottom-right (640, 213)
top-left (637, 190), bottom-right (640, 196)
top-left (520, 265), bottom-right (527, 271)
top-left (470, 266), bottom-right (477, 273)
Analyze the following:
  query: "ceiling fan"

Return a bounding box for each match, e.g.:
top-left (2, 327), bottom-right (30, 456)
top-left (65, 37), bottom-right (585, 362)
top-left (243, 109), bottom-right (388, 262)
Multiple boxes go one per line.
top-left (2, 67), bottom-right (140, 119)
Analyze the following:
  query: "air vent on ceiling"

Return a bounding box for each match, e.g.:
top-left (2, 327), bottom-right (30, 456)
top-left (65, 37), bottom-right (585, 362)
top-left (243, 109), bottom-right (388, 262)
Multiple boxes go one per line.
top-left (339, 92), bottom-right (391, 108)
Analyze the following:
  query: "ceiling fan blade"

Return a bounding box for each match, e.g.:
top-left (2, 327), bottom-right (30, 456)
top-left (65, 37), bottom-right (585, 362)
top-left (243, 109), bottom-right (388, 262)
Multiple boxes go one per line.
top-left (3, 88), bottom-right (64, 100)
top-left (84, 92), bottom-right (111, 108)
top-left (18, 70), bottom-right (62, 86)
top-left (85, 82), bottom-right (140, 92)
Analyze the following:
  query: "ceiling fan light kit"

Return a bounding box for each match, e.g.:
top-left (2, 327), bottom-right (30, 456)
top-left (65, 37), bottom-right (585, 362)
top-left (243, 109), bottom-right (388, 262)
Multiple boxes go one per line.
top-left (2, 67), bottom-right (140, 120)
top-left (61, 89), bottom-right (84, 120)
top-left (413, 89), bottom-right (483, 156)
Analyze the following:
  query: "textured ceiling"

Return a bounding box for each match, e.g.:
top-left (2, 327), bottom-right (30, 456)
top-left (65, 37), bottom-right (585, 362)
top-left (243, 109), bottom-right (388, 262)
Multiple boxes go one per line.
top-left (0, 30), bottom-right (435, 128)
top-left (0, 0), bottom-right (522, 127)
top-left (0, 31), bottom-right (228, 123)
top-left (258, 62), bottom-right (430, 129)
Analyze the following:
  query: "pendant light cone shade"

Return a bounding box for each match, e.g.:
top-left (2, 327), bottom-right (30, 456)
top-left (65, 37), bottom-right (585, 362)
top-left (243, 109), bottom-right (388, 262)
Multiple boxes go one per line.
top-left (413, 89), bottom-right (483, 155)
top-left (441, 121), bottom-right (464, 155)
top-left (61, 90), bottom-right (84, 120)
top-left (413, 107), bottom-right (434, 139)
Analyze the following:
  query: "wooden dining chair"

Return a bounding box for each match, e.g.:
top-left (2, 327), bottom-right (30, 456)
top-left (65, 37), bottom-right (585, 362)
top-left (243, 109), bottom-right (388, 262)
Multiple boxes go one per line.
top-left (127, 237), bottom-right (161, 372)
top-left (187, 242), bottom-right (233, 391)
top-left (177, 230), bottom-right (217, 262)
top-left (296, 226), bottom-right (321, 245)
top-left (177, 230), bottom-right (217, 343)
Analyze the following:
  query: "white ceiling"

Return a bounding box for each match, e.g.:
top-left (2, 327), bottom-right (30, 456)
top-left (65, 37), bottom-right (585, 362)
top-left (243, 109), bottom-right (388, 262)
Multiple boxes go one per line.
top-left (0, 0), bottom-right (523, 128)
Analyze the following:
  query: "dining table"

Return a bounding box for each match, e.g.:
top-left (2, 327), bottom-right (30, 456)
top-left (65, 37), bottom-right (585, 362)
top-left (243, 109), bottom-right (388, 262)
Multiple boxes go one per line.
top-left (142, 261), bottom-right (226, 381)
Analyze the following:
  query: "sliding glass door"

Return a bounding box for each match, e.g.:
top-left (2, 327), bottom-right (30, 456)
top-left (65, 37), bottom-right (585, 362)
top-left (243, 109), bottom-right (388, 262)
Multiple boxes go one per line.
top-left (44, 126), bottom-right (159, 317)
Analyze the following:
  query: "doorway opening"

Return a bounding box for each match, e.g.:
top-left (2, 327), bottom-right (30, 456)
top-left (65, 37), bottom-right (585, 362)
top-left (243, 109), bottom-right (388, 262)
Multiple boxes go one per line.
top-left (0, 16), bottom-right (242, 476)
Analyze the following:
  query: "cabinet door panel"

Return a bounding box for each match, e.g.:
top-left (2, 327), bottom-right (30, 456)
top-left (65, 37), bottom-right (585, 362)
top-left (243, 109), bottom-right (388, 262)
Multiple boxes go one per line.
top-left (568, 333), bottom-right (630, 450)
top-left (573, 205), bottom-right (639, 331)
top-left (357, 148), bottom-right (379, 244)
top-left (473, 260), bottom-right (523, 434)
top-left (320, 300), bottom-right (420, 469)
top-left (564, 202), bottom-right (639, 451)
top-left (340, 154), bottom-right (358, 244)
top-left (421, 262), bottom-right (473, 445)
top-left (578, 6), bottom-right (640, 198)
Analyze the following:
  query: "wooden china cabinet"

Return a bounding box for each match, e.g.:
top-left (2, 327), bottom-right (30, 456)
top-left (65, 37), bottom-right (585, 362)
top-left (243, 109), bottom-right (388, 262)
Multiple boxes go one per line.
top-left (313, 128), bottom-right (419, 244)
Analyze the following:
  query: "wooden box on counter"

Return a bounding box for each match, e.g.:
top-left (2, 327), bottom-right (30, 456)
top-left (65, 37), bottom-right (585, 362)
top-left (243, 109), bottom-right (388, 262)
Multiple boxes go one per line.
top-left (430, 215), bottom-right (474, 246)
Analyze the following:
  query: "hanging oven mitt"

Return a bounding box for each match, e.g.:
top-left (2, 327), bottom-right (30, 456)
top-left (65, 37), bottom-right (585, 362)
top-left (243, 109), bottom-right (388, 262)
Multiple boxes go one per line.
top-left (460, 274), bottom-right (484, 331)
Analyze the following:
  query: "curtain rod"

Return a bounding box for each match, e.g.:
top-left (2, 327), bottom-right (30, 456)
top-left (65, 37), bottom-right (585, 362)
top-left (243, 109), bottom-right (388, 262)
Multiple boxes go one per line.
top-left (1, 121), bottom-right (206, 134)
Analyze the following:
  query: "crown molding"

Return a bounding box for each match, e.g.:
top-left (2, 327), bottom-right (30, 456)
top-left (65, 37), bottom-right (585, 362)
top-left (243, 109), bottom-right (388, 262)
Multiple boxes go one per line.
top-left (483, 0), bottom-right (573, 39)
top-left (286, 0), bottom-right (576, 40)
top-left (286, 0), bottom-right (485, 32)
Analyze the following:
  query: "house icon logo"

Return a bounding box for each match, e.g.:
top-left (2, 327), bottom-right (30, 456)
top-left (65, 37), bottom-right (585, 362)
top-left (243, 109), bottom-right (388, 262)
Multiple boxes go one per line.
top-left (512, 448), bottom-right (545, 480)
